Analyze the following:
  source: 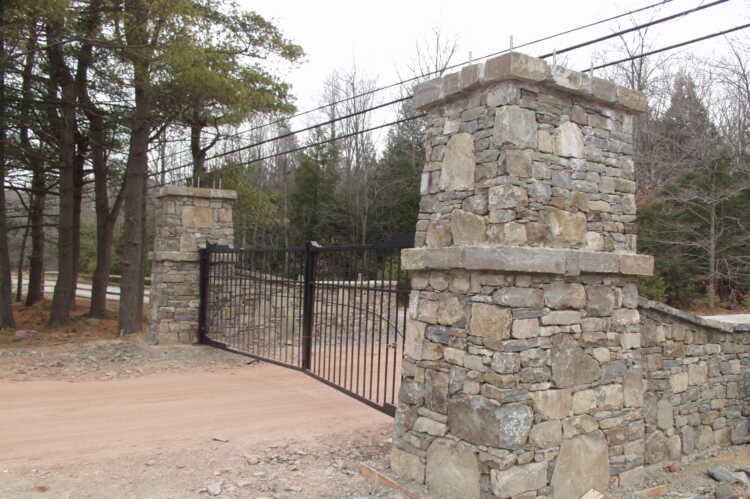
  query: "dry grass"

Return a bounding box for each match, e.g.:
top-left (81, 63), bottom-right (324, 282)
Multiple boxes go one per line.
top-left (2, 297), bottom-right (147, 348)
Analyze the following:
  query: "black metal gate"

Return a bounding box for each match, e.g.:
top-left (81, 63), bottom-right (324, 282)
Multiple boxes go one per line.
top-left (198, 239), bottom-right (411, 416)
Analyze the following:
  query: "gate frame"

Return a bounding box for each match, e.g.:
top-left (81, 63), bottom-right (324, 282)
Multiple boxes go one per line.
top-left (197, 238), bottom-right (412, 416)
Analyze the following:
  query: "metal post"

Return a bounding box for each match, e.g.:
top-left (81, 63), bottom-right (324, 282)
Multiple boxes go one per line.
top-left (198, 246), bottom-right (210, 343)
top-left (301, 241), bottom-right (316, 370)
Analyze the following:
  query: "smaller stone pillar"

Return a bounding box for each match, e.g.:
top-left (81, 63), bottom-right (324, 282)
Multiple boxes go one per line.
top-left (148, 185), bottom-right (236, 344)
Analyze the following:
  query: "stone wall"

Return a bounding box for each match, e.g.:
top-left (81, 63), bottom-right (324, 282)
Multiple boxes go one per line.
top-left (640, 299), bottom-right (750, 465)
top-left (391, 52), bottom-right (655, 499)
top-left (149, 185), bottom-right (236, 345)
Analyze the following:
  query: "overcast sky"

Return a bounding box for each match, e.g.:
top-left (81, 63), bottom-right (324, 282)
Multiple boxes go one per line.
top-left (241, 0), bottom-right (747, 116)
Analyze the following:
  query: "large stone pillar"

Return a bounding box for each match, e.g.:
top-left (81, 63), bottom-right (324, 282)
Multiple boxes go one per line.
top-left (392, 53), bottom-right (653, 498)
top-left (148, 185), bottom-right (236, 345)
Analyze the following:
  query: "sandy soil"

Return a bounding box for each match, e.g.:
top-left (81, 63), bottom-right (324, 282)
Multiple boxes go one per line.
top-left (0, 361), bottom-right (396, 498)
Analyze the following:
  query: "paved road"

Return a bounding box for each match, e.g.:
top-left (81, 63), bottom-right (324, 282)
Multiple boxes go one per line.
top-left (11, 278), bottom-right (150, 304)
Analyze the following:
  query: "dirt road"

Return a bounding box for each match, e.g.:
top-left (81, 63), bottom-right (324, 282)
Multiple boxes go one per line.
top-left (0, 364), bottom-right (395, 498)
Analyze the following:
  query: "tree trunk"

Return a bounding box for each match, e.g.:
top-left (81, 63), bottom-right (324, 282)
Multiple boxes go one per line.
top-left (47, 20), bottom-right (78, 326)
top-left (0, 13), bottom-right (16, 329)
top-left (20, 22), bottom-right (45, 307)
top-left (118, 0), bottom-right (151, 334)
top-left (16, 222), bottom-right (29, 302)
top-left (26, 168), bottom-right (46, 306)
top-left (708, 204), bottom-right (717, 308)
top-left (190, 121), bottom-right (207, 183)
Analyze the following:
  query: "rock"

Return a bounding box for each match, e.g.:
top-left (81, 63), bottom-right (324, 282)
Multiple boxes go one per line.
top-left (212, 436), bottom-right (229, 443)
top-left (656, 398), bottom-right (673, 430)
top-left (436, 295), bottom-right (464, 325)
top-left (645, 431), bottom-right (669, 464)
top-left (470, 304), bottom-right (512, 342)
top-left (708, 465), bottom-right (743, 484)
top-left (670, 373), bottom-right (688, 394)
top-left (206, 480), bottom-right (223, 496)
top-left (390, 447), bottom-right (424, 484)
top-left (531, 389), bottom-right (573, 419)
top-left (585, 286), bottom-right (616, 317)
top-left (624, 369), bottom-right (644, 408)
top-left (555, 122), bottom-right (584, 158)
top-left (12, 330), bottom-right (37, 341)
top-left (715, 482), bottom-right (744, 499)
top-left (440, 133), bottom-right (475, 191)
top-left (493, 287), bottom-right (543, 308)
top-left (550, 337), bottom-right (600, 388)
top-left (86, 318), bottom-right (101, 326)
top-left (542, 207), bottom-right (587, 248)
top-left (529, 420), bottom-right (562, 448)
top-left (448, 395), bottom-right (532, 449)
top-left (580, 491), bottom-right (604, 499)
top-left (489, 184), bottom-right (528, 210)
top-left (494, 105), bottom-right (537, 149)
top-left (635, 484), bottom-right (669, 497)
top-left (551, 430), bottom-right (609, 499)
top-left (491, 461), bottom-right (548, 497)
top-left (451, 210), bottom-right (487, 245)
top-left (426, 439), bottom-right (480, 499)
top-left (544, 282), bottom-right (586, 310)
top-left (244, 454), bottom-right (261, 465)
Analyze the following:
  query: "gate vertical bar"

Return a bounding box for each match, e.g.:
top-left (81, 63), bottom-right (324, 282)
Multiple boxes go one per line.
top-left (301, 242), bottom-right (316, 370)
top-left (197, 246), bottom-right (210, 344)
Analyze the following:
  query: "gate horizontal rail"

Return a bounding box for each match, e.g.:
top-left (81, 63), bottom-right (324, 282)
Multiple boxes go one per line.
top-left (199, 239), bottom-right (412, 416)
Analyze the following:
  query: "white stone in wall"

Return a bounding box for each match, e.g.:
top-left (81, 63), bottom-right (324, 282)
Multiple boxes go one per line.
top-left (440, 133), bottom-right (475, 191)
top-left (555, 122), bottom-right (584, 158)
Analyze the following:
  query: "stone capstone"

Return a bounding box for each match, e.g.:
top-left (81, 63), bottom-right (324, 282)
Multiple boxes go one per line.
top-left (448, 395), bottom-right (533, 449)
top-left (426, 439), bottom-right (481, 499)
top-left (551, 430), bottom-right (610, 499)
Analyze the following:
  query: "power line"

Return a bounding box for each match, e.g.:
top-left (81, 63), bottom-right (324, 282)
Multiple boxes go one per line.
top-left (585, 22), bottom-right (750, 72)
top-left (204, 95), bottom-right (411, 162)
top-left (538, 0), bottom-right (729, 60)
top-left (157, 0), bottom-right (681, 163)
top-left (159, 21), bottom-right (750, 180)
top-left (151, 113), bottom-right (427, 183)
top-left (163, 0), bottom-right (724, 173)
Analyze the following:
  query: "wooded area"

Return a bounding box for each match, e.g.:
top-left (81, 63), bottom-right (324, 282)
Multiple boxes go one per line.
top-left (0, 1), bottom-right (749, 335)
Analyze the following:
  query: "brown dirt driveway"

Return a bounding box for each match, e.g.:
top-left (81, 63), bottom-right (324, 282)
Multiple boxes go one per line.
top-left (0, 363), bottom-right (395, 498)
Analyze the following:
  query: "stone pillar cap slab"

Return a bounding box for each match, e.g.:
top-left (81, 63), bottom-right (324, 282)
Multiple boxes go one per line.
top-left (402, 245), bottom-right (654, 277)
top-left (413, 52), bottom-right (647, 114)
top-left (157, 185), bottom-right (238, 200)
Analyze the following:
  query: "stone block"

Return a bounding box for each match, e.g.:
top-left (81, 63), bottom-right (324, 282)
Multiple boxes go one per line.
top-left (530, 420), bottom-right (563, 448)
top-left (512, 318), bottom-right (540, 339)
top-left (448, 395), bottom-right (533, 449)
top-left (492, 462), bottom-right (548, 497)
top-left (451, 210), bottom-right (487, 245)
top-left (586, 285), bottom-right (616, 317)
top-left (550, 337), bottom-right (600, 388)
top-left (404, 319), bottom-right (425, 361)
top-left (542, 208), bottom-right (586, 248)
top-left (494, 105), bottom-right (538, 149)
top-left (531, 389), bottom-right (573, 419)
top-left (426, 439), bottom-right (480, 499)
top-left (489, 184), bottom-right (528, 210)
top-left (470, 303), bottom-right (512, 342)
top-left (440, 133), bottom-right (475, 191)
top-left (551, 431), bottom-right (609, 499)
top-left (484, 52), bottom-right (550, 83)
top-left (555, 122), bottom-right (585, 158)
top-left (544, 281), bottom-right (586, 310)
top-left (391, 447), bottom-right (424, 484)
